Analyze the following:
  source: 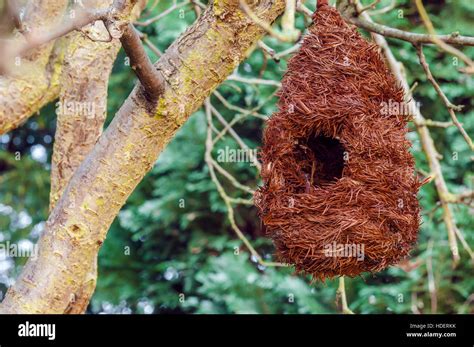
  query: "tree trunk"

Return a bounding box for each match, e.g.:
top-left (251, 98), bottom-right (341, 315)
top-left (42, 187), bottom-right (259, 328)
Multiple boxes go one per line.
top-left (49, 0), bottom-right (146, 313)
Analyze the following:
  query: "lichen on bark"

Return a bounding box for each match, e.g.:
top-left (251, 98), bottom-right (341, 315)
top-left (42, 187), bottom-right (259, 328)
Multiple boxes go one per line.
top-left (0, 0), bottom-right (68, 134)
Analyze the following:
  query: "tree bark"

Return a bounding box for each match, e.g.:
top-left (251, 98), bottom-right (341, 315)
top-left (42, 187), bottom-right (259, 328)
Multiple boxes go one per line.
top-left (0, 0), bottom-right (68, 134)
top-left (50, 0), bottom-right (146, 209)
top-left (0, 0), bottom-right (285, 313)
top-left (50, 0), bottom-right (146, 313)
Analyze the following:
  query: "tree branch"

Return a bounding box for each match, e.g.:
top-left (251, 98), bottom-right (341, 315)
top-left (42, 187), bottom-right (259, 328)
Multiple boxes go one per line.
top-left (0, 6), bottom-right (110, 72)
top-left (338, 1), bottom-right (474, 46)
top-left (414, 0), bottom-right (474, 74)
top-left (240, 0), bottom-right (294, 42)
top-left (49, 0), bottom-right (147, 314)
top-left (415, 45), bottom-right (474, 151)
top-left (119, 23), bottom-right (164, 101)
top-left (0, 0), bottom-right (69, 135)
top-left (134, 1), bottom-right (191, 27)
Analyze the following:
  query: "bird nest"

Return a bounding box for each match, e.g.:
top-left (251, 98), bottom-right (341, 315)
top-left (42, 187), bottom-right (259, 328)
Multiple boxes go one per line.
top-left (254, 2), bottom-right (422, 280)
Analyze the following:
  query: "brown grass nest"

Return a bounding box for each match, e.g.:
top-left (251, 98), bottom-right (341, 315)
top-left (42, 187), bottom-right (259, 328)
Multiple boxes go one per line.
top-left (254, 2), bottom-right (422, 280)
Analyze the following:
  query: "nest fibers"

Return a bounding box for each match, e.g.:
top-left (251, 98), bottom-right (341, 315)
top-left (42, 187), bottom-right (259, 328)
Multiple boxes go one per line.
top-left (254, 1), bottom-right (422, 280)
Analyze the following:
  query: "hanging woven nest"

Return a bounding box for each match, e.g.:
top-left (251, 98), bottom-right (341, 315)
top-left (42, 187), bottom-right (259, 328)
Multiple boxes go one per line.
top-left (254, 1), bottom-right (422, 280)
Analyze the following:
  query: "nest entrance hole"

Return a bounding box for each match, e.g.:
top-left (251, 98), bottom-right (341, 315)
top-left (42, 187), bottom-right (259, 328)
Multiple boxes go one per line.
top-left (305, 134), bottom-right (345, 187)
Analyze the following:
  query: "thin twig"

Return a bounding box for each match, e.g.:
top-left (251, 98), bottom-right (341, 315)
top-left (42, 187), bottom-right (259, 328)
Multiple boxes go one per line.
top-left (227, 74), bottom-right (282, 87)
top-left (417, 119), bottom-right (453, 128)
top-left (209, 104), bottom-right (262, 171)
top-left (1, 5), bottom-right (110, 70)
top-left (143, 36), bottom-right (163, 57)
top-left (204, 99), bottom-right (286, 268)
top-left (258, 40), bottom-right (280, 62)
top-left (213, 90), bottom-right (269, 120)
top-left (240, 0), bottom-right (295, 42)
top-left (368, 0), bottom-right (395, 15)
top-left (336, 277), bottom-right (354, 314)
top-left (426, 240), bottom-right (437, 313)
top-left (414, 0), bottom-right (474, 74)
top-left (415, 45), bottom-right (473, 151)
top-left (274, 43), bottom-right (301, 60)
top-left (281, 0), bottom-right (300, 40)
top-left (211, 159), bottom-right (256, 194)
top-left (134, 1), bottom-right (190, 26)
top-left (212, 113), bottom-right (248, 145)
top-left (411, 292), bottom-right (421, 314)
top-left (358, 0), bottom-right (381, 14)
top-left (296, 1), bottom-right (313, 19)
top-left (338, 1), bottom-right (474, 46)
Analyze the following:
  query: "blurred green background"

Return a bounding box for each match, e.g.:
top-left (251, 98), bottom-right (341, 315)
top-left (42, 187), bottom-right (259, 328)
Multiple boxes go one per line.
top-left (0, 0), bottom-right (472, 313)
